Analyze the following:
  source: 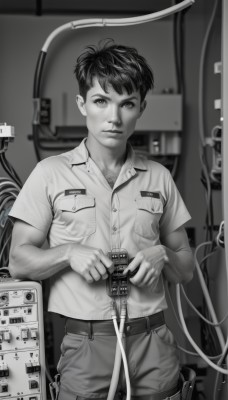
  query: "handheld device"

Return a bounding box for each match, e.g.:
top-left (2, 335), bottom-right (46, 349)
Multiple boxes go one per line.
top-left (107, 250), bottom-right (129, 298)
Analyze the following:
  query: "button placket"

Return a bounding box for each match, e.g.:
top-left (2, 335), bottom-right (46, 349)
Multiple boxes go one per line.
top-left (110, 192), bottom-right (120, 249)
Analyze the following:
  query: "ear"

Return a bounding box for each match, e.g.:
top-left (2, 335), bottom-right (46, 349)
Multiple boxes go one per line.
top-left (76, 95), bottom-right (87, 117)
top-left (138, 100), bottom-right (147, 118)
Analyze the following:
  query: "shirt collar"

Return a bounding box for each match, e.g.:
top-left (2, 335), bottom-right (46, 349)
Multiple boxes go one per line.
top-left (69, 138), bottom-right (90, 165)
top-left (69, 138), bottom-right (148, 171)
top-left (125, 143), bottom-right (148, 171)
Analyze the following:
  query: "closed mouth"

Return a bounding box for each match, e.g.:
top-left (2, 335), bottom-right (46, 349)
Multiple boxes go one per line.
top-left (104, 130), bottom-right (122, 133)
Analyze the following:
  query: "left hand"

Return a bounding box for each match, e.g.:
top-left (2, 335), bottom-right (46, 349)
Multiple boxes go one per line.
top-left (123, 246), bottom-right (168, 287)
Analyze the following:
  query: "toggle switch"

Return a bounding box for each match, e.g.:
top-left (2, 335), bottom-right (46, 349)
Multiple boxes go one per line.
top-left (21, 328), bottom-right (29, 340)
top-left (30, 329), bottom-right (38, 340)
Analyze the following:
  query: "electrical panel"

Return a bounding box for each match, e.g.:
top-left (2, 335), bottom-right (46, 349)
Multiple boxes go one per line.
top-left (0, 279), bottom-right (46, 400)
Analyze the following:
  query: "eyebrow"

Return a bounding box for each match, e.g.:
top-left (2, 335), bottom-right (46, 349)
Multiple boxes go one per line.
top-left (91, 93), bottom-right (138, 101)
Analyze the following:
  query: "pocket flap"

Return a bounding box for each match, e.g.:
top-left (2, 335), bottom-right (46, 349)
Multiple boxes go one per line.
top-left (136, 197), bottom-right (163, 214)
top-left (76, 195), bottom-right (95, 211)
top-left (58, 195), bottom-right (95, 213)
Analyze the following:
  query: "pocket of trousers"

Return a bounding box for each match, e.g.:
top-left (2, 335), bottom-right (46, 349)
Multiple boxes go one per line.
top-left (153, 324), bottom-right (177, 349)
top-left (57, 333), bottom-right (87, 372)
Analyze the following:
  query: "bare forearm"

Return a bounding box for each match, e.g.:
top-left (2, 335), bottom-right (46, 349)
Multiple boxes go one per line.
top-left (162, 246), bottom-right (194, 284)
top-left (9, 243), bottom-right (72, 281)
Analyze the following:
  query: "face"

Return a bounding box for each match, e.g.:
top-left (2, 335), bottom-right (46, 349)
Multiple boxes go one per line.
top-left (76, 78), bottom-right (146, 152)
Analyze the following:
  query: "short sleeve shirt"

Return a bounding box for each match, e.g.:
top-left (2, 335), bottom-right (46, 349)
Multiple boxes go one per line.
top-left (9, 139), bottom-right (191, 319)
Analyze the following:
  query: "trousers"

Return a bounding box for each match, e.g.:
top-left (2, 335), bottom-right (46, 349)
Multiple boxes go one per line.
top-left (57, 315), bottom-right (180, 399)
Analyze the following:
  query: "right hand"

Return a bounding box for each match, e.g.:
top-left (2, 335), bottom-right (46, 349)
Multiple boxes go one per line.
top-left (68, 244), bottom-right (114, 283)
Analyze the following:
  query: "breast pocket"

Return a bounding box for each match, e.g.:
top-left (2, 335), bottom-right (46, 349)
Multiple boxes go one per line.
top-left (57, 195), bottom-right (96, 238)
top-left (134, 196), bottom-right (163, 239)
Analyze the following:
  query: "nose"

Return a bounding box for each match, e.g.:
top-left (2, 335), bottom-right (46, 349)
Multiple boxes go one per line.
top-left (108, 105), bottom-right (121, 125)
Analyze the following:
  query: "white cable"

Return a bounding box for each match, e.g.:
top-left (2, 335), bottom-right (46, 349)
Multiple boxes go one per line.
top-left (181, 284), bottom-right (228, 327)
top-left (42, 0), bottom-right (194, 52)
top-left (107, 307), bottom-right (126, 400)
top-left (176, 284), bottom-right (228, 374)
top-left (215, 221), bottom-right (224, 248)
top-left (177, 344), bottom-right (223, 360)
top-left (194, 242), bottom-right (225, 350)
top-left (113, 316), bottom-right (131, 400)
top-left (165, 281), bottom-right (225, 359)
top-left (0, 178), bottom-right (21, 192)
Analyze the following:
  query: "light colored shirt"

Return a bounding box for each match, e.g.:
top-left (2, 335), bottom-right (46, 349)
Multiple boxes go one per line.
top-left (9, 139), bottom-right (191, 320)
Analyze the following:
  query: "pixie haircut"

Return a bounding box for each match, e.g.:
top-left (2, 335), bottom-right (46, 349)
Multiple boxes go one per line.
top-left (74, 40), bottom-right (154, 101)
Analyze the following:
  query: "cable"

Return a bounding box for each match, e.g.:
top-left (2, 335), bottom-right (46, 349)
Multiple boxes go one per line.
top-left (198, 0), bottom-right (220, 147)
top-left (177, 343), bottom-right (223, 360)
top-left (41, 1), bottom-right (194, 52)
top-left (176, 284), bottom-right (228, 374)
top-left (215, 221), bottom-right (224, 248)
top-left (108, 300), bottom-right (127, 400)
top-left (198, 0), bottom-right (220, 245)
top-left (165, 281), bottom-right (225, 360)
top-left (213, 344), bottom-right (228, 400)
top-left (32, 0), bottom-right (194, 161)
top-left (0, 148), bottom-right (21, 269)
top-left (178, 245), bottom-right (228, 328)
top-left (194, 241), bottom-right (225, 351)
top-left (0, 152), bottom-right (22, 188)
top-left (180, 285), bottom-right (228, 327)
top-left (112, 302), bottom-right (131, 400)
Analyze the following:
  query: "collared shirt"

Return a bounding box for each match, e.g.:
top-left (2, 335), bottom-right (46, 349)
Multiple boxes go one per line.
top-left (9, 139), bottom-right (191, 320)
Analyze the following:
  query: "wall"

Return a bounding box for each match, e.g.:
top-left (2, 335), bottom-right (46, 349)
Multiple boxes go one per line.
top-left (0, 14), bottom-right (177, 181)
top-left (0, 1), bottom-right (227, 398)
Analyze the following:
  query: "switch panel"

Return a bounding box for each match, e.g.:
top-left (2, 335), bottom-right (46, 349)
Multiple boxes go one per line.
top-left (0, 279), bottom-right (46, 399)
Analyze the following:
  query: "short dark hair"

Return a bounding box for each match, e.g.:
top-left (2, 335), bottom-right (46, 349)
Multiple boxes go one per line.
top-left (74, 40), bottom-right (154, 101)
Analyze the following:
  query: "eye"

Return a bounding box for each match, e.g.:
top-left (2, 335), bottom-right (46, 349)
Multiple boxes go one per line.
top-left (94, 98), bottom-right (107, 106)
top-left (122, 101), bottom-right (135, 109)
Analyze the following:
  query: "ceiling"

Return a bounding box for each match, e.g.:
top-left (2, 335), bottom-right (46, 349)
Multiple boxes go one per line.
top-left (0, 0), bottom-right (199, 16)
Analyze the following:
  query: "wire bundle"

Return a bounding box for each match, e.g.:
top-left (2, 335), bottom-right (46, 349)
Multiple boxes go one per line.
top-left (0, 177), bottom-right (20, 269)
top-left (0, 138), bottom-right (22, 270)
top-left (166, 240), bottom-right (228, 400)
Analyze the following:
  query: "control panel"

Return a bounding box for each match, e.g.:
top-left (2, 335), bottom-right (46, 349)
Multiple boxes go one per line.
top-left (0, 279), bottom-right (46, 399)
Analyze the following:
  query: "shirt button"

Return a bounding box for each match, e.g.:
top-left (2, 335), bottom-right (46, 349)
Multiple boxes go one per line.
top-left (112, 226), bottom-right (117, 232)
top-left (112, 208), bottom-right (117, 212)
top-left (72, 207), bottom-right (76, 211)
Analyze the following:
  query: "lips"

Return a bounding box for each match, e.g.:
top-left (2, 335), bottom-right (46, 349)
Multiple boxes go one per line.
top-left (103, 130), bottom-right (122, 133)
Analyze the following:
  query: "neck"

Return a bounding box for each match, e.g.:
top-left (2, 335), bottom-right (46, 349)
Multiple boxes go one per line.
top-left (86, 138), bottom-right (127, 171)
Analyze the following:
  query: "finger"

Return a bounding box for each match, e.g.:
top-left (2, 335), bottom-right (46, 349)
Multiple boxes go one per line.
top-left (138, 270), bottom-right (152, 287)
top-left (129, 259), bottom-right (151, 284)
top-left (84, 272), bottom-right (94, 284)
top-left (100, 253), bottom-right (115, 274)
top-left (147, 275), bottom-right (159, 287)
top-left (123, 255), bottom-right (142, 276)
top-left (129, 264), bottom-right (146, 285)
top-left (95, 262), bottom-right (109, 280)
top-left (90, 267), bottom-right (101, 282)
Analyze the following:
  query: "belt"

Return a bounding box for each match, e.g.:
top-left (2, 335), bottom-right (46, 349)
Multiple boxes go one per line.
top-left (65, 311), bottom-right (165, 337)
